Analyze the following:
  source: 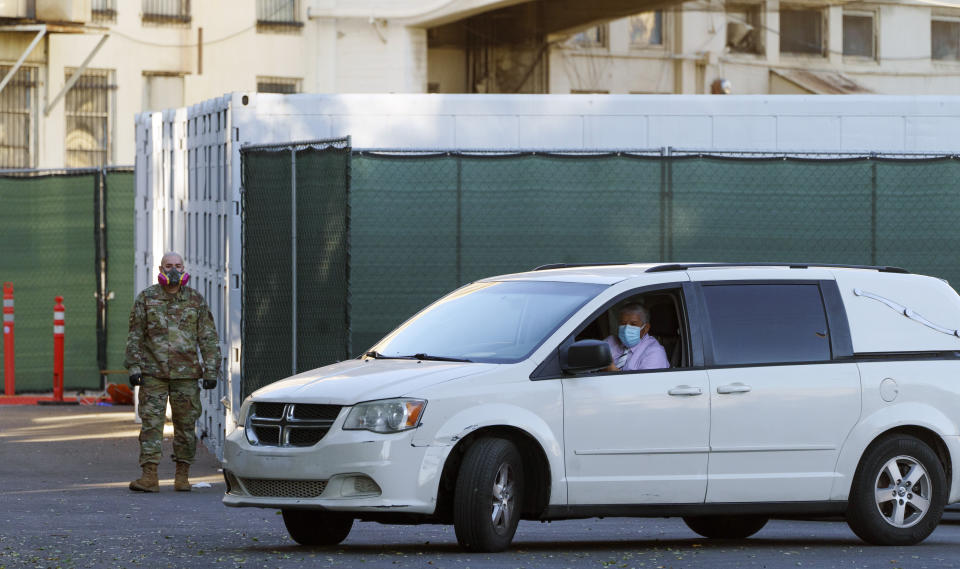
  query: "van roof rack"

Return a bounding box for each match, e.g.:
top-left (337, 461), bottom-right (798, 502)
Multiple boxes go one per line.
top-left (645, 262), bottom-right (910, 274)
top-left (532, 263), bottom-right (629, 271)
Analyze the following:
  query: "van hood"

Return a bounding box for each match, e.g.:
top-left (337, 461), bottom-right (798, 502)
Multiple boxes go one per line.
top-left (249, 359), bottom-right (497, 405)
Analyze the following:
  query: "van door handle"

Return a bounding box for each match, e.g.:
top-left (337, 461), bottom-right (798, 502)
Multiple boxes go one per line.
top-left (717, 383), bottom-right (752, 394)
top-left (668, 385), bottom-right (703, 396)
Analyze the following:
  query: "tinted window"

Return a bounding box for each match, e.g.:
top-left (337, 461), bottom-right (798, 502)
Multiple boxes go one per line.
top-left (702, 284), bottom-right (830, 365)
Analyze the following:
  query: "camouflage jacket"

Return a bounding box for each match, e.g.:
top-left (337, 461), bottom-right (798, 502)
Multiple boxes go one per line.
top-left (125, 284), bottom-right (221, 381)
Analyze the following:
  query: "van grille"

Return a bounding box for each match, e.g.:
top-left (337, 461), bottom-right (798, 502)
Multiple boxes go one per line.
top-left (239, 477), bottom-right (328, 498)
top-left (247, 403), bottom-right (342, 447)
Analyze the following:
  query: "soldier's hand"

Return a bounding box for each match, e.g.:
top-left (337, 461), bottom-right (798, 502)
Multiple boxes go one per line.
top-left (201, 378), bottom-right (217, 390)
top-left (129, 373), bottom-right (143, 387)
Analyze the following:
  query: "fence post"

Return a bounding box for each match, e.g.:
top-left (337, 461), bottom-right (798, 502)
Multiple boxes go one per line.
top-left (870, 155), bottom-right (878, 266)
top-left (53, 296), bottom-right (65, 401)
top-left (94, 167), bottom-right (109, 390)
top-left (3, 283), bottom-right (13, 396)
top-left (290, 147), bottom-right (297, 376)
top-left (455, 153), bottom-right (462, 286)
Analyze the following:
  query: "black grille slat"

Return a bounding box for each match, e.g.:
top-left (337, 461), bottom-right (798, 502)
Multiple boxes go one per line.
top-left (288, 427), bottom-right (330, 446)
top-left (253, 425), bottom-right (280, 444)
top-left (254, 402), bottom-right (285, 418)
top-left (293, 404), bottom-right (341, 420)
top-left (248, 403), bottom-right (342, 447)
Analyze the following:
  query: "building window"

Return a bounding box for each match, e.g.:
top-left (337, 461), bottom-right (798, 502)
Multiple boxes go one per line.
top-left (780, 7), bottom-right (824, 55)
top-left (65, 69), bottom-right (116, 167)
top-left (92, 0), bottom-right (116, 23)
top-left (565, 24), bottom-right (608, 48)
top-left (257, 0), bottom-right (303, 32)
top-left (630, 11), bottom-right (664, 47)
top-left (726, 4), bottom-right (763, 54)
top-left (142, 0), bottom-right (191, 26)
top-left (843, 12), bottom-right (875, 58)
top-left (932, 19), bottom-right (960, 61)
top-left (257, 76), bottom-right (302, 94)
top-left (0, 65), bottom-right (37, 169)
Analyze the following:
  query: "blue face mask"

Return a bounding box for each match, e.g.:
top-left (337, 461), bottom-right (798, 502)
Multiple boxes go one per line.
top-left (618, 324), bottom-right (645, 348)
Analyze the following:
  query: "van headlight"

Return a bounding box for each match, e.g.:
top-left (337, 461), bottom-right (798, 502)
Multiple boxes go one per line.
top-left (343, 398), bottom-right (426, 433)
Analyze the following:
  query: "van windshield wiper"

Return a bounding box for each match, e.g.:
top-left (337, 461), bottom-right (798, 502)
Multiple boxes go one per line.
top-left (363, 351), bottom-right (408, 360)
top-left (365, 351), bottom-right (472, 362)
top-left (409, 353), bottom-right (473, 363)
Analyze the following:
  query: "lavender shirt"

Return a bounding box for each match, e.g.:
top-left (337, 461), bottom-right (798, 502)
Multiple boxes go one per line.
top-left (603, 334), bottom-right (670, 371)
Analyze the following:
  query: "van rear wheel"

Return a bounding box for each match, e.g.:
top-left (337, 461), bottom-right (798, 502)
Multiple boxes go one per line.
top-left (683, 515), bottom-right (768, 539)
top-left (281, 509), bottom-right (353, 546)
top-left (846, 435), bottom-right (945, 545)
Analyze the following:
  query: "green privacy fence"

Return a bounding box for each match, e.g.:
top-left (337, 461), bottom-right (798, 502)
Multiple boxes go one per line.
top-left (242, 141), bottom-right (352, 396)
top-left (0, 169), bottom-right (134, 393)
top-left (241, 144), bottom-right (960, 397)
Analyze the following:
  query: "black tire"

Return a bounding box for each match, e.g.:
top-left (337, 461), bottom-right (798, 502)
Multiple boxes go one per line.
top-left (846, 435), bottom-right (946, 546)
top-left (281, 509), bottom-right (353, 546)
top-left (683, 515), bottom-right (768, 539)
top-left (453, 438), bottom-right (525, 552)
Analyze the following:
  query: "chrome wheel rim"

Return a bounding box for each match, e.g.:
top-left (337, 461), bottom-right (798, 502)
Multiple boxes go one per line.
top-left (874, 455), bottom-right (931, 528)
top-left (490, 462), bottom-right (515, 533)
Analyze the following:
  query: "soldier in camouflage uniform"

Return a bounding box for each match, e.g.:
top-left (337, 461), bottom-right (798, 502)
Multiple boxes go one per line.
top-left (125, 252), bottom-right (221, 492)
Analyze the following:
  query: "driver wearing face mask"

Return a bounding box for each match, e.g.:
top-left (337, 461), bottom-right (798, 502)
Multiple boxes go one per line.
top-left (603, 303), bottom-right (669, 372)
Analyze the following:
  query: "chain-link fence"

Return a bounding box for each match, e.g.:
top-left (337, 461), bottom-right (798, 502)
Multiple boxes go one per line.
top-left (241, 139), bottom-right (351, 396)
top-left (0, 167), bottom-right (135, 392)
top-left (240, 146), bottom-right (960, 397)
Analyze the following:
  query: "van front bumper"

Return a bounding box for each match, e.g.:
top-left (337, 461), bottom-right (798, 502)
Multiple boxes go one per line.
top-left (221, 425), bottom-right (449, 514)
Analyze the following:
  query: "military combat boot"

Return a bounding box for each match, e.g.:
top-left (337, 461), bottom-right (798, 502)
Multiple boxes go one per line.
top-left (174, 462), bottom-right (192, 492)
top-left (129, 463), bottom-right (159, 492)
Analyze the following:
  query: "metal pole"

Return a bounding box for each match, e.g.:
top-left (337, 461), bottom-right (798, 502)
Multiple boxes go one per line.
top-left (666, 146), bottom-right (673, 262)
top-left (871, 157), bottom-right (878, 266)
top-left (659, 147), bottom-right (667, 262)
top-left (456, 154), bottom-right (462, 285)
top-left (290, 148), bottom-right (297, 375)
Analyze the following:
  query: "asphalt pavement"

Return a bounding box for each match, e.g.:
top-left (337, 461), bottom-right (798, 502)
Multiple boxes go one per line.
top-left (2, 404), bottom-right (960, 569)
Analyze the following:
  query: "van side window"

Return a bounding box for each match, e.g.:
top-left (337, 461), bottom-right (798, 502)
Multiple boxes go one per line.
top-left (702, 284), bottom-right (830, 365)
top-left (574, 288), bottom-right (688, 369)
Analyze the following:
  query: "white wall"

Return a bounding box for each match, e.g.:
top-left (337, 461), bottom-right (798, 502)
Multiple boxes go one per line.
top-left (228, 93), bottom-right (960, 152)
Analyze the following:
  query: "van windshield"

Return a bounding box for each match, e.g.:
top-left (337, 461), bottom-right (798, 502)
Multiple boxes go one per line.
top-left (367, 281), bottom-right (605, 364)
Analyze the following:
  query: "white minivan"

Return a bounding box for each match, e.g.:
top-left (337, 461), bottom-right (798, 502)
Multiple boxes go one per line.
top-left (223, 263), bottom-right (960, 551)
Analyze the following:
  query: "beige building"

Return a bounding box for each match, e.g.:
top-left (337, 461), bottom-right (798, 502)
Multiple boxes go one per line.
top-left (546, 0), bottom-right (960, 96)
top-left (2, 0), bottom-right (959, 169)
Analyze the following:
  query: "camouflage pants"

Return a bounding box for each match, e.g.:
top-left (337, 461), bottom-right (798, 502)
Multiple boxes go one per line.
top-left (137, 375), bottom-right (202, 466)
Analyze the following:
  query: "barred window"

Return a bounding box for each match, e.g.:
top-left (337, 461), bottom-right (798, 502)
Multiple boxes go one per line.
top-left (0, 65), bottom-right (37, 169)
top-left (65, 69), bottom-right (116, 167)
top-left (257, 76), bottom-right (302, 94)
top-left (142, 0), bottom-right (191, 25)
top-left (257, 0), bottom-right (303, 31)
top-left (92, 0), bottom-right (116, 23)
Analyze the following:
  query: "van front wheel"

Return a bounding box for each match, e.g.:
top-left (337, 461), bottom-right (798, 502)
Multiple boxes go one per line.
top-left (453, 437), bottom-right (524, 553)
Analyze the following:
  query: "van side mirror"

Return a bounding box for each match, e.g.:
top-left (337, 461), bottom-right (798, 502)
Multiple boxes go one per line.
top-left (560, 339), bottom-right (613, 374)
